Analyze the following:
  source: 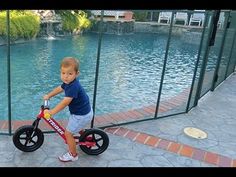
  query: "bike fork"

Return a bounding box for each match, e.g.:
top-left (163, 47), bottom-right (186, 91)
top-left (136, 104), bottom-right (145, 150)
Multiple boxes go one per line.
top-left (31, 118), bottom-right (40, 138)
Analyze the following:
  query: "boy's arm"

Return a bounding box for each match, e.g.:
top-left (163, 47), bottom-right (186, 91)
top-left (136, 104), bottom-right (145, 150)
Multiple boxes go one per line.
top-left (48, 97), bottom-right (73, 115)
top-left (44, 86), bottom-right (63, 100)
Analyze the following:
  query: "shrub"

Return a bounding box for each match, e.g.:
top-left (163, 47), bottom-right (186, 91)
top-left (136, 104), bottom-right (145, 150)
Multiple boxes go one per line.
top-left (0, 10), bottom-right (40, 40)
top-left (55, 10), bottom-right (91, 33)
top-left (133, 11), bottom-right (148, 22)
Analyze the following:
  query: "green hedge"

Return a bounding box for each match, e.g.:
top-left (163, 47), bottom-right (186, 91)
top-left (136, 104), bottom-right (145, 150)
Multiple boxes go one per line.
top-left (0, 10), bottom-right (40, 40)
top-left (0, 10), bottom-right (91, 40)
top-left (133, 11), bottom-right (148, 22)
top-left (55, 10), bottom-right (91, 32)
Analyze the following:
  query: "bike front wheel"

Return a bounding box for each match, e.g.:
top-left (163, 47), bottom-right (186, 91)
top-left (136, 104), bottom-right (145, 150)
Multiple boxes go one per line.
top-left (13, 125), bottom-right (44, 152)
top-left (79, 128), bottom-right (109, 155)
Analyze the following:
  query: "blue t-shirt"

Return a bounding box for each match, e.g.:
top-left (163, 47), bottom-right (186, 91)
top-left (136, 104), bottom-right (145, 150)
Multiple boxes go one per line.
top-left (61, 79), bottom-right (91, 115)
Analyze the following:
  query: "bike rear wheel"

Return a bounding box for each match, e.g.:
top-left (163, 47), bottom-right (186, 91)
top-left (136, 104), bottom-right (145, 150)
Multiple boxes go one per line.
top-left (79, 128), bottom-right (109, 155)
top-left (13, 125), bottom-right (44, 152)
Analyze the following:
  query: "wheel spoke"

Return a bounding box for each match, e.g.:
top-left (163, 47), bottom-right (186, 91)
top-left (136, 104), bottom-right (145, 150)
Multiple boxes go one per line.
top-left (22, 130), bottom-right (35, 146)
top-left (92, 134), bottom-right (95, 139)
top-left (31, 133), bottom-right (37, 138)
top-left (91, 134), bottom-right (103, 148)
top-left (95, 137), bottom-right (103, 142)
top-left (30, 139), bottom-right (36, 144)
top-left (95, 142), bottom-right (101, 148)
top-left (26, 131), bottom-right (31, 137)
top-left (19, 137), bottom-right (27, 140)
top-left (24, 140), bottom-right (29, 146)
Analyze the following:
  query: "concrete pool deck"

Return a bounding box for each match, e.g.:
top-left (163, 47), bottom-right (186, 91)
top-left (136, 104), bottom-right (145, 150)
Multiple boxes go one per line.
top-left (0, 73), bottom-right (236, 167)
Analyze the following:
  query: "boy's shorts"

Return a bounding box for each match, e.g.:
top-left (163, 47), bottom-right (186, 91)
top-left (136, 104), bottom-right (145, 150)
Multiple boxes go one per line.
top-left (66, 109), bottom-right (93, 134)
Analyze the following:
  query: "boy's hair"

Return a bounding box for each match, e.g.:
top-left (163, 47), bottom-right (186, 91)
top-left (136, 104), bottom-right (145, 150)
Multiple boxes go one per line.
top-left (60, 57), bottom-right (79, 73)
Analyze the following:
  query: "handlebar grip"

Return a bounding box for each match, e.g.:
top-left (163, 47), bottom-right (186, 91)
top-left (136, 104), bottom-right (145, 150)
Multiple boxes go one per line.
top-left (44, 113), bottom-right (51, 119)
top-left (44, 100), bottom-right (49, 108)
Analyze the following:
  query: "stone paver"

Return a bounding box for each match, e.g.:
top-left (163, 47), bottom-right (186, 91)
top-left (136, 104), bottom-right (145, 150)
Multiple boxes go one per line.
top-left (0, 73), bottom-right (235, 167)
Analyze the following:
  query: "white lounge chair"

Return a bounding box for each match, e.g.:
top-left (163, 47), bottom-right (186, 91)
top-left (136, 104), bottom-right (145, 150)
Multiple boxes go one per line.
top-left (158, 11), bottom-right (172, 24)
top-left (174, 12), bottom-right (188, 25)
top-left (189, 11), bottom-right (205, 27)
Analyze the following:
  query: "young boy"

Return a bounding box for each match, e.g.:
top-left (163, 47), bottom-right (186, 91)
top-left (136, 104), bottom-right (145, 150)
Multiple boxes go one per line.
top-left (43, 57), bottom-right (93, 162)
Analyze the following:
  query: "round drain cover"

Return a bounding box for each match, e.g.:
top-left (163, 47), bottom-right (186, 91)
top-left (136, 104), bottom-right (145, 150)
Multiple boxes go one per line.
top-left (183, 127), bottom-right (207, 139)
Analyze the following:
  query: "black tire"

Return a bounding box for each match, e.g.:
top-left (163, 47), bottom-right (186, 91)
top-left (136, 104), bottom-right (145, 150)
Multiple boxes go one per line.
top-left (13, 125), bottom-right (44, 152)
top-left (79, 129), bottom-right (109, 155)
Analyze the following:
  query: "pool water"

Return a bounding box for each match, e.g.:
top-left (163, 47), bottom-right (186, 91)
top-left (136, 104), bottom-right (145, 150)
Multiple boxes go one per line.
top-left (0, 33), bottom-right (200, 120)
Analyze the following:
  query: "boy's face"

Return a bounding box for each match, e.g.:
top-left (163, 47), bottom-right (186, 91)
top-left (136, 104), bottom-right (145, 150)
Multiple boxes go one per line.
top-left (60, 66), bottom-right (79, 84)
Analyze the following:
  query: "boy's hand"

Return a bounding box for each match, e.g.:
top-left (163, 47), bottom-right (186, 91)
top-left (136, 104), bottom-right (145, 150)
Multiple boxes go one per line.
top-left (43, 94), bottom-right (50, 100)
top-left (44, 109), bottom-right (51, 119)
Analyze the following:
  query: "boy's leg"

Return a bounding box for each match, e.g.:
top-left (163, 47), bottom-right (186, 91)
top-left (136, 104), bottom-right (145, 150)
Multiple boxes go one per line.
top-left (65, 130), bottom-right (77, 156)
top-left (58, 130), bottom-right (78, 162)
top-left (70, 110), bottom-right (93, 136)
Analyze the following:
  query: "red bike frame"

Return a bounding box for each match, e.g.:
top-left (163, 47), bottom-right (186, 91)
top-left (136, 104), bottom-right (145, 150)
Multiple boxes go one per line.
top-left (37, 108), bottom-right (66, 140)
top-left (36, 102), bottom-right (96, 147)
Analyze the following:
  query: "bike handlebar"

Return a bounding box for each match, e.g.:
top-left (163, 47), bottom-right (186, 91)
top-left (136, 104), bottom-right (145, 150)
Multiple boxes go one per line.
top-left (44, 100), bottom-right (50, 109)
top-left (43, 100), bottom-right (51, 119)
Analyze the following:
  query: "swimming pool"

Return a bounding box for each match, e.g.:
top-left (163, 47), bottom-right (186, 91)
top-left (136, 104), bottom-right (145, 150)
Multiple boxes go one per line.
top-left (0, 33), bottom-right (200, 120)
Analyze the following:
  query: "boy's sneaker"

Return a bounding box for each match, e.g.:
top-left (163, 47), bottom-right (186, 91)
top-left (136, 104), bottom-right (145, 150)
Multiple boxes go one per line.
top-left (58, 152), bottom-right (78, 162)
